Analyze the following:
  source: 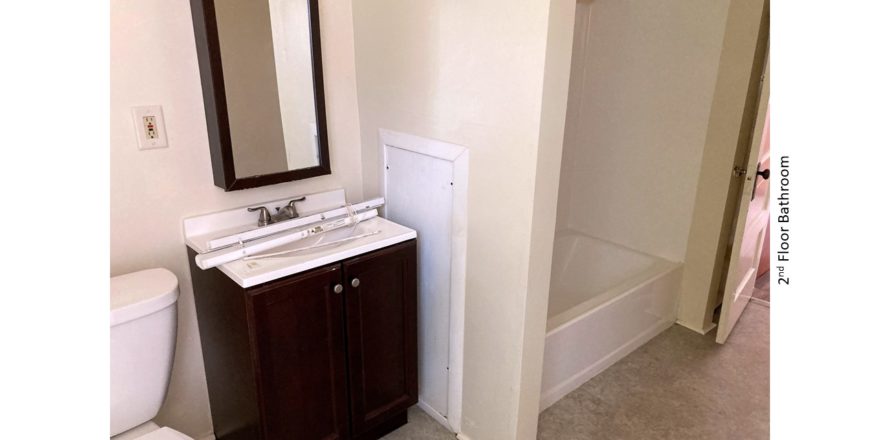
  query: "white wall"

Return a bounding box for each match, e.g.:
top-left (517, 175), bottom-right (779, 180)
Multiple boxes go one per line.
top-left (110, 0), bottom-right (363, 437)
top-left (556, 0), bottom-right (730, 262)
top-left (517, 1), bottom-right (577, 437)
top-left (351, 1), bottom-right (571, 438)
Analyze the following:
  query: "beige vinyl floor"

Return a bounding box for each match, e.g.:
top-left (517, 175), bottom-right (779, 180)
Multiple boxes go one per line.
top-left (382, 302), bottom-right (770, 440)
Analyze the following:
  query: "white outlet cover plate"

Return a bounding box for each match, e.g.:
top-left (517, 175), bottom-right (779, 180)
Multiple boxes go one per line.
top-left (131, 105), bottom-right (168, 150)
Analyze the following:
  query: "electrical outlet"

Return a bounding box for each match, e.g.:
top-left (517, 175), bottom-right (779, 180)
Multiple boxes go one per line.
top-left (143, 116), bottom-right (158, 139)
top-left (131, 105), bottom-right (168, 149)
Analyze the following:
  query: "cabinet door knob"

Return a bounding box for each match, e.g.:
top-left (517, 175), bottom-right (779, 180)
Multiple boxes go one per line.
top-left (333, 284), bottom-right (343, 294)
top-left (351, 278), bottom-right (360, 288)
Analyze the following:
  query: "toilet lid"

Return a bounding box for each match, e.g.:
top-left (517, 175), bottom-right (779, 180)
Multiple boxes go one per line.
top-left (110, 268), bottom-right (179, 327)
top-left (136, 427), bottom-right (193, 440)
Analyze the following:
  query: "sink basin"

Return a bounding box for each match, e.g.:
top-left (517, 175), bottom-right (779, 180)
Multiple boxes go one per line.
top-left (251, 222), bottom-right (371, 258)
top-left (217, 216), bottom-right (416, 288)
top-left (184, 189), bottom-right (417, 288)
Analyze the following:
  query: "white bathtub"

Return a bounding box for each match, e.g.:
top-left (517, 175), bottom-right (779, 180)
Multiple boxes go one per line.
top-left (540, 232), bottom-right (682, 411)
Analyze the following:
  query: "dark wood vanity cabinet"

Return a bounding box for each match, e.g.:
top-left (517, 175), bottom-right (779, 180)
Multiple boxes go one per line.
top-left (188, 240), bottom-right (418, 440)
top-left (342, 244), bottom-right (418, 437)
top-left (248, 265), bottom-right (350, 439)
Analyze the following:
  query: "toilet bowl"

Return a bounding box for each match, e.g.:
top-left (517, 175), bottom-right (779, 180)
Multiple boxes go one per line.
top-left (110, 268), bottom-right (194, 440)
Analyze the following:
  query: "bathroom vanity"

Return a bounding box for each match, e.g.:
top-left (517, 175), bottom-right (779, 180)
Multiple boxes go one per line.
top-left (185, 191), bottom-right (418, 439)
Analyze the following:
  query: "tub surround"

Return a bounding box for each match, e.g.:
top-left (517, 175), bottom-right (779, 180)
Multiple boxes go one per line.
top-left (539, 0), bottom-right (734, 411)
top-left (541, 232), bottom-right (682, 411)
top-left (546, 232), bottom-right (679, 331)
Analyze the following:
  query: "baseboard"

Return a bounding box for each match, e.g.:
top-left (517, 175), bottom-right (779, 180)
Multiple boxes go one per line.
top-left (417, 400), bottom-right (455, 433)
top-left (539, 319), bottom-right (673, 411)
top-left (749, 297), bottom-right (770, 308)
top-left (675, 319), bottom-right (717, 335)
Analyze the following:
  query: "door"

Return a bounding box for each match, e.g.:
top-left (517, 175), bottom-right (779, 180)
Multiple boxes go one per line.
top-left (248, 265), bottom-right (349, 439)
top-left (716, 57), bottom-right (771, 343)
top-left (343, 241), bottom-right (418, 437)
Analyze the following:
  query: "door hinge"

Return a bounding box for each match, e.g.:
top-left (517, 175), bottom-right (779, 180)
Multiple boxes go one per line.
top-left (733, 166), bottom-right (748, 177)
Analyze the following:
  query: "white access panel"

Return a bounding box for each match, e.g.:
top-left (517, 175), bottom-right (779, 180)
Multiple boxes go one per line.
top-left (384, 145), bottom-right (453, 417)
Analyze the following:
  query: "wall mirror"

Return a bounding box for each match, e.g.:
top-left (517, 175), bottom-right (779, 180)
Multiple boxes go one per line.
top-left (191, 0), bottom-right (330, 191)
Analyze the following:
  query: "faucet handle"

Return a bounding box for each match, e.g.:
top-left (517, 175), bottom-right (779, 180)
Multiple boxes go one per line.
top-left (247, 206), bottom-right (273, 227)
top-left (285, 196), bottom-right (306, 218)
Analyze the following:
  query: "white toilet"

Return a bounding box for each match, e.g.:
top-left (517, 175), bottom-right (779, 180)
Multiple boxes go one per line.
top-left (110, 268), bottom-right (194, 440)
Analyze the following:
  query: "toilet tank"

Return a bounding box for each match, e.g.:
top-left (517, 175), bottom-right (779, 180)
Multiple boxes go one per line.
top-left (110, 268), bottom-right (180, 437)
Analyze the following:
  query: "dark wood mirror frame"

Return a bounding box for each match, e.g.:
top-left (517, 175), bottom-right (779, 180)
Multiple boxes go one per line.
top-left (190, 0), bottom-right (331, 191)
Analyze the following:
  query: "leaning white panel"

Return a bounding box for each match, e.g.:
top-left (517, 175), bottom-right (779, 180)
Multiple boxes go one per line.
top-left (381, 129), bottom-right (468, 433)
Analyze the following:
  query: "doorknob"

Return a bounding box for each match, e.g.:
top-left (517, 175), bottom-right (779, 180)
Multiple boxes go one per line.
top-left (751, 163), bottom-right (769, 201)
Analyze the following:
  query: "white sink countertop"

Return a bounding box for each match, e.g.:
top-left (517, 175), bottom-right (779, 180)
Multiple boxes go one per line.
top-left (216, 216), bottom-right (416, 288)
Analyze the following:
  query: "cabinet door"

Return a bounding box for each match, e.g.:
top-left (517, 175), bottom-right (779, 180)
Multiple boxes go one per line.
top-left (248, 265), bottom-right (349, 440)
top-left (343, 240), bottom-right (418, 437)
